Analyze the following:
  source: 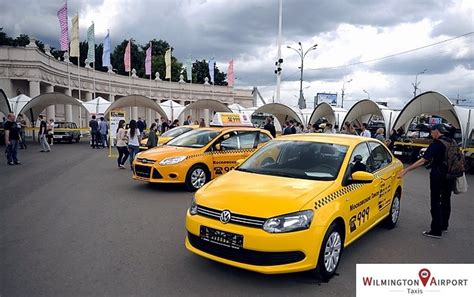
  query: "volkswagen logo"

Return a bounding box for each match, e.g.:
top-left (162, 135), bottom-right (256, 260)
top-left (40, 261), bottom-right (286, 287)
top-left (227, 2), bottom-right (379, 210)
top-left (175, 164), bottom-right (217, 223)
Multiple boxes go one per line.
top-left (220, 210), bottom-right (232, 224)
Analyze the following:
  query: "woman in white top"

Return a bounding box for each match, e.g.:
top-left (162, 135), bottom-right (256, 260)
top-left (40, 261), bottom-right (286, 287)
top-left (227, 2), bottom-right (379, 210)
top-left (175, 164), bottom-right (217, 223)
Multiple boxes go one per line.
top-left (116, 120), bottom-right (129, 169)
top-left (127, 120), bottom-right (141, 168)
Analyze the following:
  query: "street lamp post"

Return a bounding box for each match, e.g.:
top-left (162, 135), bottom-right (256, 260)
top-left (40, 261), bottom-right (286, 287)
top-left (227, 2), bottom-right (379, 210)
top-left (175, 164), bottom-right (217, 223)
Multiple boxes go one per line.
top-left (412, 69), bottom-right (428, 98)
top-left (287, 42), bottom-right (318, 109)
top-left (341, 78), bottom-right (353, 108)
top-left (363, 89), bottom-right (370, 99)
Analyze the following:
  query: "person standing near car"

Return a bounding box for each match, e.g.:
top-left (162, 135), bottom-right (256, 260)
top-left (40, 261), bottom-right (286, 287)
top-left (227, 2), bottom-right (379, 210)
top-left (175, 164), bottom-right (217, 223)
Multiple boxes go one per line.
top-left (38, 115), bottom-right (50, 152)
top-left (16, 114), bottom-right (27, 149)
top-left (4, 113), bottom-right (21, 165)
top-left (47, 119), bottom-right (54, 145)
top-left (360, 123), bottom-right (371, 138)
top-left (99, 117), bottom-right (108, 148)
top-left (399, 124), bottom-right (456, 239)
top-left (263, 117), bottom-right (276, 138)
top-left (127, 120), bottom-right (141, 168)
top-left (116, 119), bottom-right (129, 169)
top-left (146, 123), bottom-right (158, 149)
top-left (89, 115), bottom-right (99, 149)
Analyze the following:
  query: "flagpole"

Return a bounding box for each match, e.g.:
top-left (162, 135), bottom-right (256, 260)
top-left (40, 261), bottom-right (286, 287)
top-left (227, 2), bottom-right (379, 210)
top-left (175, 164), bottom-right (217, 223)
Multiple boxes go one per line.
top-left (128, 39), bottom-right (131, 95)
top-left (93, 61), bottom-right (96, 99)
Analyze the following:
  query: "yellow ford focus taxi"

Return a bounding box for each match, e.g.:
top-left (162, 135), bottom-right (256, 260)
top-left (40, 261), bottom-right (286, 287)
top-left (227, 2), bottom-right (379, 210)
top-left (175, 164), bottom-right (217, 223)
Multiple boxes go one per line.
top-left (185, 134), bottom-right (404, 280)
top-left (139, 125), bottom-right (199, 151)
top-left (132, 113), bottom-right (273, 191)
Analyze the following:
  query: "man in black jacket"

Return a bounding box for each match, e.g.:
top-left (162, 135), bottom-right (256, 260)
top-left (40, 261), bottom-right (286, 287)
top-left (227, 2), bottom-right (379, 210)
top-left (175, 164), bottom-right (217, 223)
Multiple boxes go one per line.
top-left (263, 117), bottom-right (276, 138)
top-left (399, 124), bottom-right (454, 239)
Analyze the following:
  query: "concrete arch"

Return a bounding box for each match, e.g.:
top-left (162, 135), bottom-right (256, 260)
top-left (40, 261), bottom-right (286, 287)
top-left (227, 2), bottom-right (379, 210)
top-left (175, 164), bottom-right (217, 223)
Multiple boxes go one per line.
top-left (253, 103), bottom-right (304, 127)
top-left (308, 102), bottom-right (348, 127)
top-left (178, 99), bottom-right (232, 119)
top-left (104, 95), bottom-right (167, 120)
top-left (342, 99), bottom-right (398, 138)
top-left (0, 89), bottom-right (12, 117)
top-left (393, 91), bottom-right (472, 147)
top-left (19, 92), bottom-right (82, 122)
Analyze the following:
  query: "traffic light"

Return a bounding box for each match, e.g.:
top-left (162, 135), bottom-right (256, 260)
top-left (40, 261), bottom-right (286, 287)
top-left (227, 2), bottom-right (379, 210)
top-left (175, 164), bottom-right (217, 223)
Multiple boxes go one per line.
top-left (274, 58), bottom-right (283, 75)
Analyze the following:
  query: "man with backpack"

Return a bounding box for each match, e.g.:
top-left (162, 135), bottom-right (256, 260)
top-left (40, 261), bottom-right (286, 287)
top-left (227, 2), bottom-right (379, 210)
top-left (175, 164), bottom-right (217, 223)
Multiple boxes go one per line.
top-left (399, 124), bottom-right (464, 239)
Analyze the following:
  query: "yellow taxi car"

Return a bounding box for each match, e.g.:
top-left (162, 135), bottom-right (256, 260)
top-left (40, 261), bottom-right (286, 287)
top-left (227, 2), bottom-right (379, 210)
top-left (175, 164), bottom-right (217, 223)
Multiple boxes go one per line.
top-left (132, 113), bottom-right (273, 191)
top-left (185, 133), bottom-right (404, 280)
top-left (139, 125), bottom-right (199, 151)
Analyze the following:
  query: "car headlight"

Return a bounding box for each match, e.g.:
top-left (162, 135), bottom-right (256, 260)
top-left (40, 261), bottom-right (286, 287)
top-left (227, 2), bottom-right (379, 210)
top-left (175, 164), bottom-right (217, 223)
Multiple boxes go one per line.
top-left (263, 210), bottom-right (314, 233)
top-left (189, 197), bottom-right (198, 215)
top-left (159, 156), bottom-right (187, 165)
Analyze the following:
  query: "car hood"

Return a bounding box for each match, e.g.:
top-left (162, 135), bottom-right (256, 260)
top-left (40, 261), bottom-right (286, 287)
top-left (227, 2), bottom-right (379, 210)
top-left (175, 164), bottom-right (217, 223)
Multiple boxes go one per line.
top-left (138, 145), bottom-right (201, 160)
top-left (196, 170), bottom-right (333, 218)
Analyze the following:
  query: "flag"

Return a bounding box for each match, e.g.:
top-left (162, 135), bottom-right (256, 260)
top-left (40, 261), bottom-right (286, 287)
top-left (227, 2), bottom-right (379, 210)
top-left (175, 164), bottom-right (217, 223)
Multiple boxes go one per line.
top-left (124, 40), bottom-right (131, 72)
top-left (102, 30), bottom-right (111, 67)
top-left (57, 3), bottom-right (69, 51)
top-left (227, 59), bottom-right (234, 87)
top-left (70, 15), bottom-right (79, 57)
top-left (165, 49), bottom-right (171, 79)
top-left (145, 45), bottom-right (152, 76)
top-left (186, 57), bottom-right (192, 81)
top-left (85, 23), bottom-right (95, 63)
top-left (208, 57), bottom-right (215, 84)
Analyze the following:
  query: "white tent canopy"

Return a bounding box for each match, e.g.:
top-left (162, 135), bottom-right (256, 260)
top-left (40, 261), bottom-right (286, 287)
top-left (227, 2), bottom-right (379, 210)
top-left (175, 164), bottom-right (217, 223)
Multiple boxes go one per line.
top-left (160, 100), bottom-right (185, 120)
top-left (19, 92), bottom-right (83, 122)
top-left (342, 99), bottom-right (398, 137)
top-left (392, 91), bottom-right (473, 147)
top-left (308, 102), bottom-right (348, 128)
top-left (178, 99), bottom-right (232, 119)
top-left (252, 103), bottom-right (305, 127)
top-left (228, 103), bottom-right (247, 114)
top-left (81, 96), bottom-right (112, 115)
top-left (104, 95), bottom-right (168, 120)
top-left (0, 89), bottom-right (11, 117)
top-left (9, 94), bottom-right (32, 116)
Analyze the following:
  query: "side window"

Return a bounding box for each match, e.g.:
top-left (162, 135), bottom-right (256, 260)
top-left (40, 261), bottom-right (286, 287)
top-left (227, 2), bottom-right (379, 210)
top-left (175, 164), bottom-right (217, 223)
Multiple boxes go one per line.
top-left (238, 131), bottom-right (259, 149)
top-left (368, 141), bottom-right (392, 171)
top-left (258, 132), bottom-right (272, 144)
top-left (219, 132), bottom-right (240, 150)
top-left (347, 143), bottom-right (372, 174)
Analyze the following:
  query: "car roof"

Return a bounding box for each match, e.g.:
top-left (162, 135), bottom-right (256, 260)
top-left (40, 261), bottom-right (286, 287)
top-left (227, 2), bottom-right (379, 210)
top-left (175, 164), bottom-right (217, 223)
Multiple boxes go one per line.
top-left (198, 127), bottom-right (269, 133)
top-left (275, 133), bottom-right (373, 146)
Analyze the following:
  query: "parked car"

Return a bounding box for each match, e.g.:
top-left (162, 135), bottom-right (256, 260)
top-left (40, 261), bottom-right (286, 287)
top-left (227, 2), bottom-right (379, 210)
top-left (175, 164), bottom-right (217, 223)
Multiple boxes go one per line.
top-left (53, 122), bottom-right (81, 143)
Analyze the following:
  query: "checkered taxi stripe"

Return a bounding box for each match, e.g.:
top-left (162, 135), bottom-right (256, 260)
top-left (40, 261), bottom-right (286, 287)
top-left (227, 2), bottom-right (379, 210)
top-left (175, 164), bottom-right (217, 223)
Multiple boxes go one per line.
top-left (314, 183), bottom-right (363, 210)
top-left (186, 149), bottom-right (255, 160)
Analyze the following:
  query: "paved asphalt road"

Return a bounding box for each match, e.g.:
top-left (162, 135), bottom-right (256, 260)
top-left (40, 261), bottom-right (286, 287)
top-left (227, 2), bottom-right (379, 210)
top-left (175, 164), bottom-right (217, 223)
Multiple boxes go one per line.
top-left (1, 142), bottom-right (473, 297)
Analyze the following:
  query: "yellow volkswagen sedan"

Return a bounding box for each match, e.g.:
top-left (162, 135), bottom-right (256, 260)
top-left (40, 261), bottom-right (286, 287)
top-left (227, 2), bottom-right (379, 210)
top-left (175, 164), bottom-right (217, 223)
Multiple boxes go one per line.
top-left (132, 126), bottom-right (273, 191)
top-left (185, 134), bottom-right (404, 280)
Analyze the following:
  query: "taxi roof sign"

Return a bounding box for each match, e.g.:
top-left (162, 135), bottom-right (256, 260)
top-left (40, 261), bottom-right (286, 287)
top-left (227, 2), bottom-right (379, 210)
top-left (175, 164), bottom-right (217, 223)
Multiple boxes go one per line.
top-left (210, 112), bottom-right (253, 127)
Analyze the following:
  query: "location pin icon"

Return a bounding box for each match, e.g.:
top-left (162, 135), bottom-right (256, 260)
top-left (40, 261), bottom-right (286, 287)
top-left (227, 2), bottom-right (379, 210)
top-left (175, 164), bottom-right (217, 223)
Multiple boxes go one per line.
top-left (419, 268), bottom-right (431, 287)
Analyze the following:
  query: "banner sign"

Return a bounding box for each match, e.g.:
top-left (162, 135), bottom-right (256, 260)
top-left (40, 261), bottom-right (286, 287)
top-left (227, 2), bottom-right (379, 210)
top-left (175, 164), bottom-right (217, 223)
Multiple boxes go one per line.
top-left (316, 93), bottom-right (338, 106)
top-left (109, 110), bottom-right (125, 143)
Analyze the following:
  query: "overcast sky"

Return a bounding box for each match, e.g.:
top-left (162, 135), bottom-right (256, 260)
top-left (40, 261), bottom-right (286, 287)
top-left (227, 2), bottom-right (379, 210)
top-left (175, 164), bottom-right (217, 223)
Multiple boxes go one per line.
top-left (1, 0), bottom-right (473, 109)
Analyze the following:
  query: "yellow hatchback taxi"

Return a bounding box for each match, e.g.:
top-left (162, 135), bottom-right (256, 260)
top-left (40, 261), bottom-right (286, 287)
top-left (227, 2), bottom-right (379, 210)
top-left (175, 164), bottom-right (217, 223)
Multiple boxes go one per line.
top-left (139, 125), bottom-right (199, 151)
top-left (132, 113), bottom-right (273, 191)
top-left (185, 134), bottom-right (404, 280)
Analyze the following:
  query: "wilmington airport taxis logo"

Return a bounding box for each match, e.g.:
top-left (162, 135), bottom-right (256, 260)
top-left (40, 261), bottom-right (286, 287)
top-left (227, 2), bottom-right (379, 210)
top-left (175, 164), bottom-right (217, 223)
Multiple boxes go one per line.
top-left (356, 264), bottom-right (473, 296)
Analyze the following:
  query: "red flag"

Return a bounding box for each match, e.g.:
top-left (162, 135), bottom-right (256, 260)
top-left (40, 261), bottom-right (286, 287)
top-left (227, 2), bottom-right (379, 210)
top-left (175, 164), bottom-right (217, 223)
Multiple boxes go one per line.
top-left (124, 40), bottom-right (131, 72)
top-left (227, 59), bottom-right (234, 87)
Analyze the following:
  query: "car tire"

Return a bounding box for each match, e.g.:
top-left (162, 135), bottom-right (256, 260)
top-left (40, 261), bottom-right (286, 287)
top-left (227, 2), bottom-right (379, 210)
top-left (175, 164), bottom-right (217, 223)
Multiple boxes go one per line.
top-left (68, 136), bottom-right (73, 144)
top-left (185, 165), bottom-right (208, 192)
top-left (314, 222), bottom-right (344, 282)
top-left (383, 192), bottom-right (401, 229)
top-left (75, 136), bottom-right (80, 143)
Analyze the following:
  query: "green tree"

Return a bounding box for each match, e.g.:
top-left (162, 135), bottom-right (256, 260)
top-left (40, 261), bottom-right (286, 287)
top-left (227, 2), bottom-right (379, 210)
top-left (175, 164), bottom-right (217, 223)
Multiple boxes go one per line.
top-left (186, 59), bottom-right (227, 86)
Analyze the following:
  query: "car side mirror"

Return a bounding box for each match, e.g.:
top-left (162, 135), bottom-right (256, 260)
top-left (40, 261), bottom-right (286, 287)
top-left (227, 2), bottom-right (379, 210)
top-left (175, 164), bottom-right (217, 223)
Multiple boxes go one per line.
top-left (214, 143), bottom-right (221, 151)
top-left (350, 171), bottom-right (374, 184)
top-left (236, 159), bottom-right (245, 167)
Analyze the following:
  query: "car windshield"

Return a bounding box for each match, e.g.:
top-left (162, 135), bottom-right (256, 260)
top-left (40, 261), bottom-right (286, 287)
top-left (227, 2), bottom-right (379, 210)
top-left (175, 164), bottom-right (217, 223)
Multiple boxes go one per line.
top-left (54, 122), bottom-right (69, 128)
top-left (237, 140), bottom-right (348, 181)
top-left (162, 126), bottom-right (193, 137)
top-left (167, 129), bottom-right (220, 148)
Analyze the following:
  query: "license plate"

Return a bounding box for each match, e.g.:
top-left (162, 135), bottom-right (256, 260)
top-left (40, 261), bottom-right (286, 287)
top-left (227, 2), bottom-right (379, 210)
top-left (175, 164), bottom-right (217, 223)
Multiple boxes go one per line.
top-left (200, 226), bottom-right (243, 250)
top-left (394, 151), bottom-right (402, 155)
top-left (53, 135), bottom-right (63, 139)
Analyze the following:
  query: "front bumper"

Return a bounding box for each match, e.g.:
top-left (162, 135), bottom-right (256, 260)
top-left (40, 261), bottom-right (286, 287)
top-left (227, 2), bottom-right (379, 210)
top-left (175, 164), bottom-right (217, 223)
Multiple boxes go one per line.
top-left (132, 162), bottom-right (185, 184)
top-left (185, 210), bottom-right (325, 274)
